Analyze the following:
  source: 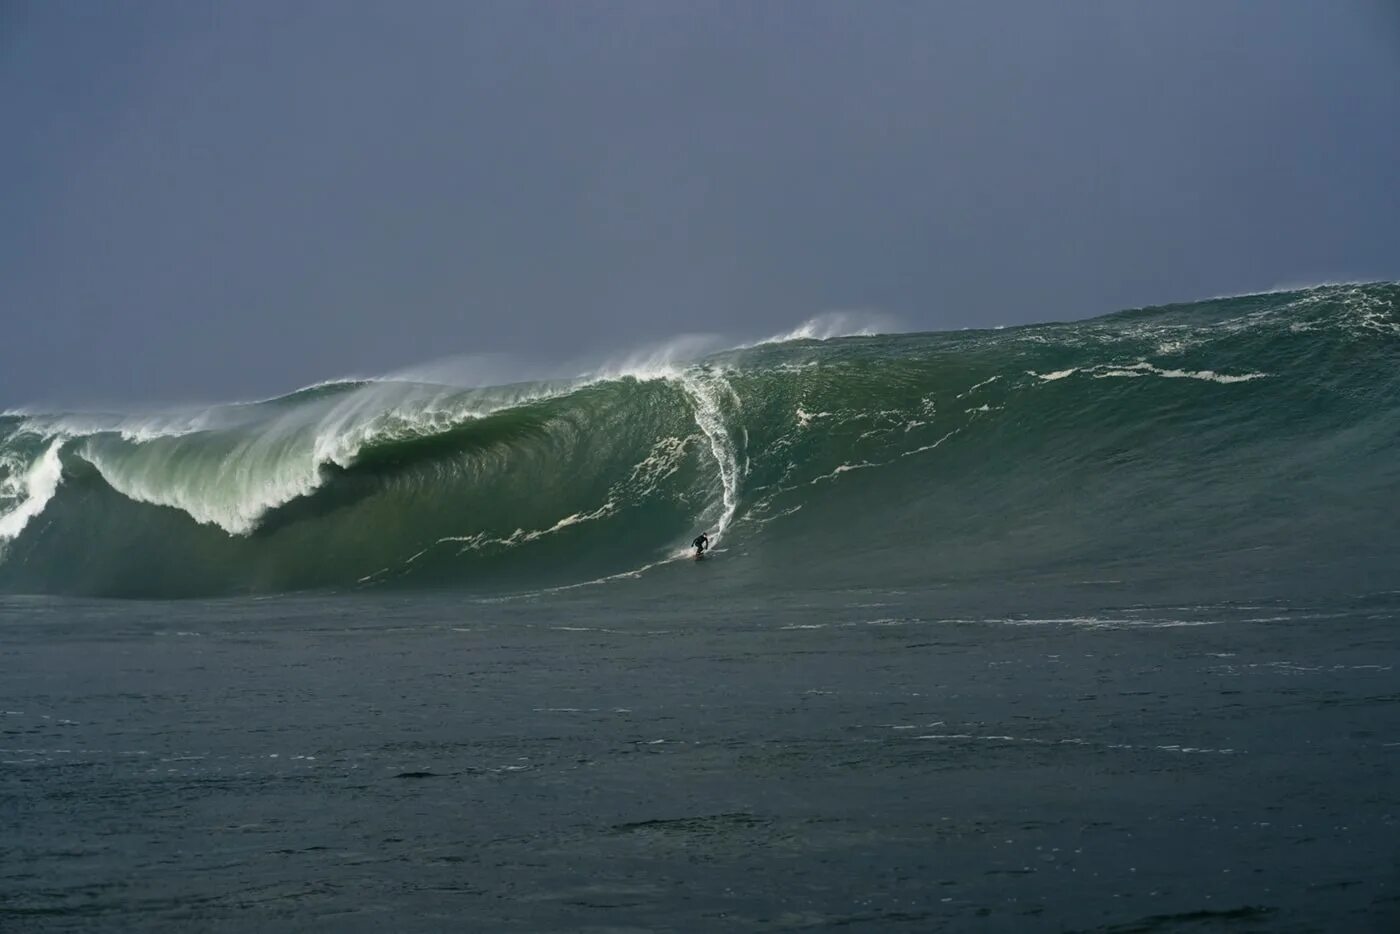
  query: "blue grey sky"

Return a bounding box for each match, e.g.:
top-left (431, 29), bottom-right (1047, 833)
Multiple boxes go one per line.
top-left (4, 1), bottom-right (1399, 404)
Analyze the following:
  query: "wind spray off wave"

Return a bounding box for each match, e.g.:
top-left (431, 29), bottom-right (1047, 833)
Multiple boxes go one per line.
top-left (1, 284), bottom-right (1398, 598)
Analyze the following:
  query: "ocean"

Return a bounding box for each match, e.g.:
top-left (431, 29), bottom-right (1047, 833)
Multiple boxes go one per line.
top-left (3, 283), bottom-right (1398, 931)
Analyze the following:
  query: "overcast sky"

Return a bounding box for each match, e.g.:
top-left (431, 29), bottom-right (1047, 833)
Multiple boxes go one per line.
top-left (4, 1), bottom-right (1399, 404)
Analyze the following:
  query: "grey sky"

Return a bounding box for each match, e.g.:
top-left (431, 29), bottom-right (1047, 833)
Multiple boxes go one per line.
top-left (4, 1), bottom-right (1399, 405)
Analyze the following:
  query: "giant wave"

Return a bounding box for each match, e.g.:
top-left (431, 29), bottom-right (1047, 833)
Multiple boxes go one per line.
top-left (2, 283), bottom-right (1398, 598)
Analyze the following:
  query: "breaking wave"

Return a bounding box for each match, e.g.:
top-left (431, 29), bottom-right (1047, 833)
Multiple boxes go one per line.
top-left (2, 284), bottom-right (1398, 598)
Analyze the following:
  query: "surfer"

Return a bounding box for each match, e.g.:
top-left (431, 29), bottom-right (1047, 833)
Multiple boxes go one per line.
top-left (692, 533), bottom-right (709, 558)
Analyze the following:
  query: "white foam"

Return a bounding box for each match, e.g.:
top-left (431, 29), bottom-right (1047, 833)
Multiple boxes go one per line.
top-left (437, 501), bottom-right (618, 554)
top-left (1031, 363), bottom-right (1266, 385)
top-left (622, 436), bottom-right (689, 491)
top-left (109, 377), bottom-right (588, 535)
top-left (811, 461), bottom-right (877, 484)
top-left (561, 346), bottom-right (746, 546)
top-left (80, 437), bottom-right (325, 536)
top-left (955, 375), bottom-right (1001, 398)
top-left (584, 335), bottom-right (726, 384)
top-left (912, 731), bottom-right (1238, 755)
top-left (898, 429), bottom-right (959, 459)
top-left (678, 371), bottom-right (743, 542)
top-left (741, 502), bottom-right (803, 531)
top-left (992, 615), bottom-right (1220, 630)
top-left (1091, 362), bottom-right (1267, 384)
top-left (808, 427), bottom-right (959, 486)
top-left (0, 314), bottom-right (858, 540)
top-left (1213, 279), bottom-right (1366, 300)
top-left (422, 436), bottom-right (689, 563)
top-left (6, 381), bottom-right (543, 536)
top-left (0, 441), bottom-right (65, 544)
top-left (754, 310), bottom-right (896, 345)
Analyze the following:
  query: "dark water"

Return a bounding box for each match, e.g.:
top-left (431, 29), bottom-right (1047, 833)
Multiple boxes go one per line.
top-left (3, 586), bottom-right (1398, 932)
top-left (4, 285), bottom-right (1400, 929)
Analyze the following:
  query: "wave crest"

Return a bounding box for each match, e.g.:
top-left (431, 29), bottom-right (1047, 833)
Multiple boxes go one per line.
top-left (2, 283), bottom-right (1397, 597)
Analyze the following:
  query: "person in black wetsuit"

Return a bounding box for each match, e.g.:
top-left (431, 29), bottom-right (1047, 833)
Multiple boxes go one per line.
top-left (692, 533), bottom-right (709, 557)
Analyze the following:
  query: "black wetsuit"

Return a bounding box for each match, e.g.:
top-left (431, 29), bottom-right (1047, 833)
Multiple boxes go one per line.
top-left (692, 535), bottom-right (709, 556)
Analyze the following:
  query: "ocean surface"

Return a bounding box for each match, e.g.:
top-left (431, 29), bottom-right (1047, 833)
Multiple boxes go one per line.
top-left (3, 284), bottom-right (1399, 931)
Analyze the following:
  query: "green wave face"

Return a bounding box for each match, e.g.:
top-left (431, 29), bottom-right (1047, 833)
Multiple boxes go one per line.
top-left (2, 283), bottom-right (1398, 599)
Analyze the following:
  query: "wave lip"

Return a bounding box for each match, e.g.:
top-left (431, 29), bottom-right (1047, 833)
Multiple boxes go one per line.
top-left (0, 440), bottom-right (64, 544)
top-left (753, 310), bottom-right (898, 346)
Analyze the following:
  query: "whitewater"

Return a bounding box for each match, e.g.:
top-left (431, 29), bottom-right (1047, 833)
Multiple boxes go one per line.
top-left (2, 282), bottom-right (1399, 598)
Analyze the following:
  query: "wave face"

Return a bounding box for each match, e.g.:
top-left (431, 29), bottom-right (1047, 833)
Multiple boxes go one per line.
top-left (3, 283), bottom-right (1399, 599)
